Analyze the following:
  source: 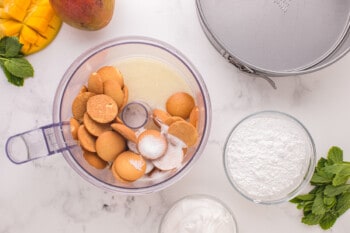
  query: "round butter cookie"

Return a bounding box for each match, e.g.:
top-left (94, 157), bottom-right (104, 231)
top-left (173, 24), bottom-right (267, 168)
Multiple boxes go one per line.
top-left (111, 163), bottom-right (129, 183)
top-left (121, 85), bottom-right (129, 109)
top-left (113, 151), bottom-right (146, 182)
top-left (87, 94), bottom-right (118, 123)
top-left (111, 123), bottom-right (137, 143)
top-left (83, 150), bottom-right (108, 169)
top-left (96, 131), bottom-right (126, 162)
top-left (97, 66), bottom-right (124, 88)
top-left (83, 113), bottom-right (111, 137)
top-left (70, 117), bottom-right (80, 140)
top-left (152, 109), bottom-right (171, 126)
top-left (168, 120), bottom-right (198, 147)
top-left (77, 125), bottom-right (96, 152)
top-left (164, 116), bottom-right (185, 126)
top-left (103, 79), bottom-right (124, 108)
top-left (166, 92), bottom-right (195, 119)
top-left (72, 92), bottom-right (95, 122)
top-left (189, 106), bottom-right (199, 128)
top-left (88, 72), bottom-right (104, 94)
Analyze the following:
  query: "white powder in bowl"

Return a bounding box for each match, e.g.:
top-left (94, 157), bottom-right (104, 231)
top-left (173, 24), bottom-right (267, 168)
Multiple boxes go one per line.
top-left (159, 195), bottom-right (237, 233)
top-left (224, 112), bottom-right (314, 203)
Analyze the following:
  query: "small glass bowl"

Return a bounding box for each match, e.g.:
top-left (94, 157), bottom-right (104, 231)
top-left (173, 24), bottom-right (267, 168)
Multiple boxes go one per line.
top-left (223, 111), bottom-right (316, 204)
top-left (159, 194), bottom-right (238, 233)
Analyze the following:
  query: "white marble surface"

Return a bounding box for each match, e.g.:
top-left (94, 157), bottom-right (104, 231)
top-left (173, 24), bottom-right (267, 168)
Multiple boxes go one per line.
top-left (1, 0), bottom-right (350, 232)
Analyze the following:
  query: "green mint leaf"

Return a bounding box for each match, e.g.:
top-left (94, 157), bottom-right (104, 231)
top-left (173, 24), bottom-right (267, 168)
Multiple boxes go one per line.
top-left (289, 198), bottom-right (301, 204)
top-left (323, 197), bottom-right (337, 206)
top-left (310, 186), bottom-right (324, 194)
top-left (319, 212), bottom-right (338, 230)
top-left (0, 63), bottom-right (24, 86)
top-left (311, 171), bottom-right (333, 185)
top-left (0, 36), bottom-right (23, 58)
top-left (333, 176), bottom-right (348, 186)
top-left (296, 203), bottom-right (304, 209)
top-left (327, 146), bottom-right (343, 164)
top-left (312, 193), bottom-right (326, 215)
top-left (302, 213), bottom-right (323, 225)
top-left (298, 194), bottom-right (316, 201)
top-left (332, 167), bottom-right (350, 186)
top-left (323, 164), bottom-right (348, 175)
top-left (290, 194), bottom-right (315, 203)
top-left (335, 192), bottom-right (350, 216)
top-left (296, 200), bottom-right (314, 210)
top-left (316, 157), bottom-right (328, 171)
top-left (303, 202), bottom-right (313, 215)
top-left (0, 36), bottom-right (34, 87)
top-left (7, 74), bottom-right (25, 86)
top-left (4, 58), bottom-right (34, 78)
top-left (324, 184), bottom-right (350, 197)
top-left (323, 196), bottom-right (336, 209)
top-left (0, 37), bottom-right (8, 54)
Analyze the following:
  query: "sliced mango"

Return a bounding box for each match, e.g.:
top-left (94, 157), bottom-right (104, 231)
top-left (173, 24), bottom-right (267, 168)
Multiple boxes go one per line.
top-left (0, 0), bottom-right (62, 54)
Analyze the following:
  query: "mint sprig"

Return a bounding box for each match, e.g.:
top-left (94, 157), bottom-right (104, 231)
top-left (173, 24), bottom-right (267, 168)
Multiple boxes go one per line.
top-left (0, 36), bottom-right (34, 86)
top-left (290, 146), bottom-right (350, 230)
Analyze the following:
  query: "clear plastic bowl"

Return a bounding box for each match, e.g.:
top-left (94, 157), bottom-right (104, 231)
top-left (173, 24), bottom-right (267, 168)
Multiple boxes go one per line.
top-left (51, 36), bottom-right (211, 194)
top-left (223, 111), bottom-right (316, 204)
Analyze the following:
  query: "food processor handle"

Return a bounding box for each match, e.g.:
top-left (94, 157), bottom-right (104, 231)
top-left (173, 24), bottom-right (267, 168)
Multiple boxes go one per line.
top-left (5, 122), bottom-right (77, 164)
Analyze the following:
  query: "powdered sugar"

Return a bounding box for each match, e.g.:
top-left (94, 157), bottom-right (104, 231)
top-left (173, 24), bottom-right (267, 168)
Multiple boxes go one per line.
top-left (152, 142), bottom-right (184, 170)
top-left (129, 159), bottom-right (145, 171)
top-left (225, 112), bottom-right (314, 202)
top-left (137, 134), bottom-right (167, 159)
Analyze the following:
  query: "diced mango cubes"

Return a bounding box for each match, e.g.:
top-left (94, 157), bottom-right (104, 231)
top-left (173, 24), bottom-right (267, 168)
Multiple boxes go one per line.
top-left (0, 0), bottom-right (62, 54)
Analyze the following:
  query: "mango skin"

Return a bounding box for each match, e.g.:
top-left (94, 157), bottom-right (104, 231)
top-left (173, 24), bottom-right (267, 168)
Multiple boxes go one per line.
top-left (49, 0), bottom-right (115, 31)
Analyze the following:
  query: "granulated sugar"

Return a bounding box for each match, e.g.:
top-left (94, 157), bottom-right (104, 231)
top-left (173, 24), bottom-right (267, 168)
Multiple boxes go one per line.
top-left (225, 112), bottom-right (314, 202)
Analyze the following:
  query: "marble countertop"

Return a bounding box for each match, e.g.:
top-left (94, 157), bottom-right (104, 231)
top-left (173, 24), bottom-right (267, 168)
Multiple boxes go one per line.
top-left (1, 0), bottom-right (350, 232)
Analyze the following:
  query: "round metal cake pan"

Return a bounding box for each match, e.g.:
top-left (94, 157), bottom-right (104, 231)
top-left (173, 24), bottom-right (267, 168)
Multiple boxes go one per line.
top-left (196, 0), bottom-right (350, 77)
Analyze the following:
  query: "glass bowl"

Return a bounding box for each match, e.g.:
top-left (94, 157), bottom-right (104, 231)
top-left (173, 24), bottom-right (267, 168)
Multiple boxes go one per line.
top-left (52, 36), bottom-right (211, 194)
top-left (159, 194), bottom-right (238, 233)
top-left (223, 111), bottom-right (316, 204)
